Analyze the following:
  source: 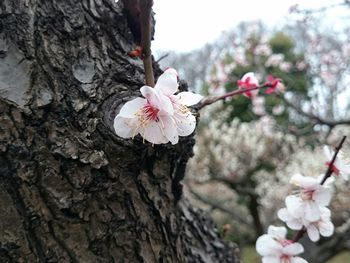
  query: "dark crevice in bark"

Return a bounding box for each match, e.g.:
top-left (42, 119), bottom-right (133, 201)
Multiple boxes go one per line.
top-left (2, 170), bottom-right (46, 261)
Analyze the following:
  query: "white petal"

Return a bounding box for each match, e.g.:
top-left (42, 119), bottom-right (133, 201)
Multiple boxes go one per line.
top-left (306, 224), bottom-right (320, 242)
top-left (262, 256), bottom-right (280, 263)
top-left (277, 208), bottom-right (289, 221)
top-left (323, 146), bottom-right (333, 160)
top-left (119, 97), bottom-right (146, 118)
top-left (319, 221), bottom-right (334, 237)
top-left (140, 86), bottom-right (174, 115)
top-left (287, 218), bottom-right (303, 230)
top-left (155, 69), bottom-right (178, 96)
top-left (304, 201), bottom-right (320, 222)
top-left (256, 235), bottom-right (282, 256)
top-left (176, 91), bottom-right (203, 106)
top-left (290, 174), bottom-right (318, 189)
top-left (175, 112), bottom-right (196, 136)
top-left (320, 207), bottom-right (331, 218)
top-left (114, 116), bottom-right (138, 138)
top-left (283, 243), bottom-right (304, 256)
top-left (242, 72), bottom-right (259, 86)
top-left (142, 121), bottom-right (168, 144)
top-left (291, 257), bottom-right (309, 263)
top-left (313, 187), bottom-right (331, 206)
top-left (286, 195), bottom-right (303, 218)
top-left (267, 225), bottom-right (287, 239)
top-left (158, 115), bottom-right (179, 145)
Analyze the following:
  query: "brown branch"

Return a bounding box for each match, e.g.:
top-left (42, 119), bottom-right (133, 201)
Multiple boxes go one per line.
top-left (278, 95), bottom-right (350, 127)
top-left (196, 83), bottom-right (273, 110)
top-left (320, 136), bottom-right (347, 184)
top-left (139, 0), bottom-right (155, 87)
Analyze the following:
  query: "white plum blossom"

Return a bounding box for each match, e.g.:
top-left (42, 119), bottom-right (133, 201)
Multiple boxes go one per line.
top-left (324, 146), bottom-right (350, 180)
top-left (272, 104), bottom-right (285, 115)
top-left (285, 174), bottom-right (332, 221)
top-left (279, 62), bottom-right (292, 72)
top-left (265, 54), bottom-right (285, 67)
top-left (157, 68), bottom-right (203, 137)
top-left (256, 225), bottom-right (308, 263)
top-left (278, 207), bottom-right (334, 242)
top-left (237, 72), bottom-right (259, 98)
top-left (252, 96), bottom-right (266, 116)
top-left (114, 68), bottom-right (202, 145)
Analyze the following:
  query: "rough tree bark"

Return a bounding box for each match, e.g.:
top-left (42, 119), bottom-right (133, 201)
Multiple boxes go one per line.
top-left (0, 0), bottom-right (239, 262)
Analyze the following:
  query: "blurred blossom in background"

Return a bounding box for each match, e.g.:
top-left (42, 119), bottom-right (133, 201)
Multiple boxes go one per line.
top-left (150, 1), bottom-right (350, 262)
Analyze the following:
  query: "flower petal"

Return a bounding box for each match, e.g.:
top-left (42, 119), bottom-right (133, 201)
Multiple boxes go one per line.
top-left (291, 257), bottom-right (309, 263)
top-left (119, 97), bottom-right (146, 118)
top-left (267, 225), bottom-right (287, 239)
top-left (304, 201), bottom-right (320, 222)
top-left (290, 174), bottom-right (318, 189)
top-left (140, 86), bottom-right (174, 115)
top-left (141, 121), bottom-right (168, 144)
top-left (319, 221), bottom-right (334, 237)
top-left (323, 146), bottom-right (333, 160)
top-left (277, 208), bottom-right (289, 221)
top-left (313, 187), bottom-right (331, 207)
top-left (286, 195), bottom-right (303, 218)
top-left (175, 111), bottom-right (196, 136)
top-left (306, 224), bottom-right (320, 242)
top-left (114, 116), bottom-right (138, 138)
top-left (155, 68), bottom-right (178, 96)
top-left (262, 256), bottom-right (280, 263)
top-left (158, 115), bottom-right (179, 145)
top-left (256, 234), bottom-right (282, 256)
top-left (176, 91), bottom-right (203, 106)
top-left (283, 243), bottom-right (304, 256)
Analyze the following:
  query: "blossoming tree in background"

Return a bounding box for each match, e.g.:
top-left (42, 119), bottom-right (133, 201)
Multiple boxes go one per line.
top-left (155, 12), bottom-right (350, 263)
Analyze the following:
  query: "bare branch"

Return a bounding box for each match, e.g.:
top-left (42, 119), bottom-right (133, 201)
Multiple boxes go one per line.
top-left (196, 83), bottom-right (273, 111)
top-left (278, 95), bottom-right (350, 128)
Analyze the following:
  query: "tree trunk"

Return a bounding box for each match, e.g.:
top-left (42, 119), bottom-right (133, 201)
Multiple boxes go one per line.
top-left (0, 0), bottom-right (238, 262)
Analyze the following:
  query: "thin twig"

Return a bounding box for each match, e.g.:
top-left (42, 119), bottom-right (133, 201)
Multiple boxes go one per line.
top-left (320, 136), bottom-right (347, 185)
top-left (139, 0), bottom-right (155, 87)
top-left (292, 136), bottom-right (347, 242)
top-left (277, 95), bottom-right (350, 127)
top-left (196, 83), bottom-right (273, 110)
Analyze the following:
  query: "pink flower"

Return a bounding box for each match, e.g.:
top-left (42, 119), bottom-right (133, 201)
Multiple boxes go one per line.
top-left (285, 174), bottom-right (332, 221)
top-left (114, 85), bottom-right (177, 144)
top-left (324, 146), bottom-right (350, 180)
top-left (278, 207), bottom-right (334, 242)
top-left (265, 75), bottom-right (282, 94)
top-left (155, 68), bottom-right (203, 137)
top-left (113, 68), bottom-right (202, 145)
top-left (256, 225), bottom-right (308, 263)
top-left (237, 72), bottom-right (259, 98)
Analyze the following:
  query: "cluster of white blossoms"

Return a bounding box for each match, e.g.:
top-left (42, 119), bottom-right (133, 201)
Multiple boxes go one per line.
top-left (256, 145), bottom-right (350, 263)
top-left (114, 68), bottom-right (203, 145)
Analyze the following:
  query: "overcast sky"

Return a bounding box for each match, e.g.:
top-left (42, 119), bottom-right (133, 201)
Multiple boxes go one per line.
top-left (152, 0), bottom-right (346, 52)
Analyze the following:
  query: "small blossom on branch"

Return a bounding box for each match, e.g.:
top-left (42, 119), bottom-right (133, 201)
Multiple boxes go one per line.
top-left (256, 225), bottom-right (308, 263)
top-left (324, 146), bottom-right (350, 180)
top-left (197, 72), bottom-right (284, 110)
top-left (285, 173), bottom-right (332, 222)
top-left (265, 75), bottom-right (282, 94)
top-left (256, 136), bottom-right (347, 262)
top-left (114, 69), bottom-right (202, 145)
top-left (237, 72), bottom-right (259, 98)
top-left (278, 206), bottom-right (334, 242)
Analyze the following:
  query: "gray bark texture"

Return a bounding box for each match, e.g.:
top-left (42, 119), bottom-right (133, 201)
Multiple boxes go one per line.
top-left (0, 0), bottom-right (239, 262)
